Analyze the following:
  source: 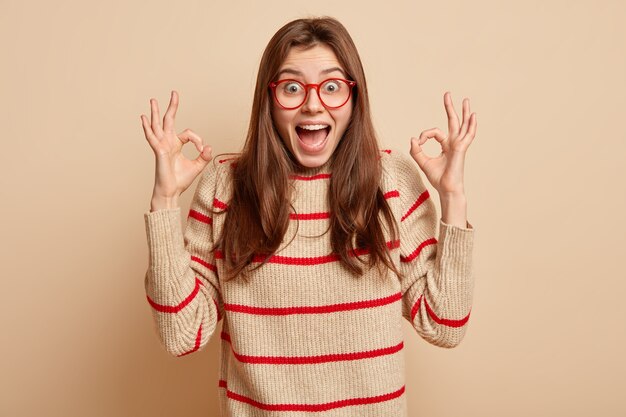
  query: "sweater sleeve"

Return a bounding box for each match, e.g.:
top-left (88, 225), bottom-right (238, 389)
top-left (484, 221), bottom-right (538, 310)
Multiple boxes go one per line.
top-left (392, 151), bottom-right (475, 348)
top-left (143, 161), bottom-right (224, 357)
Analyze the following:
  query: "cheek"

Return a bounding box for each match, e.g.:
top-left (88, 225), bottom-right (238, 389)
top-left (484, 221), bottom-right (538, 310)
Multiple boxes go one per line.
top-left (335, 107), bottom-right (353, 129)
top-left (271, 110), bottom-right (296, 146)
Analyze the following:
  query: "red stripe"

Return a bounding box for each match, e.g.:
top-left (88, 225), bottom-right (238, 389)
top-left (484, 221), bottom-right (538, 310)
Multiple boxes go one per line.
top-left (380, 149), bottom-right (392, 154)
top-left (209, 190), bottom-right (396, 218)
top-left (220, 333), bottom-right (403, 364)
top-left (146, 277), bottom-right (203, 313)
top-left (188, 209), bottom-right (212, 225)
top-left (176, 323), bottom-right (203, 357)
top-left (225, 291), bottom-right (401, 315)
top-left (289, 212), bottom-right (330, 220)
top-left (288, 192), bottom-right (397, 220)
top-left (147, 274), bottom-right (221, 321)
top-left (400, 238), bottom-right (437, 263)
top-left (386, 239), bottom-right (401, 250)
top-left (289, 173), bottom-right (332, 181)
top-left (218, 158), bottom-right (236, 164)
top-left (383, 189), bottom-right (400, 199)
top-left (191, 255), bottom-right (217, 273)
top-left (249, 252), bottom-right (340, 265)
top-left (190, 257), bottom-right (221, 320)
top-left (218, 380), bottom-right (405, 412)
top-left (214, 241), bottom-right (399, 266)
top-left (213, 198), bottom-right (228, 210)
top-left (410, 294), bottom-right (471, 327)
top-left (410, 296), bottom-right (420, 323)
top-left (401, 190), bottom-right (430, 222)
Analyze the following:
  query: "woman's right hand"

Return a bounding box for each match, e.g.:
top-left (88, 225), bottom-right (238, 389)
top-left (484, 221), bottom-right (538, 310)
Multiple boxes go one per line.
top-left (141, 90), bottom-right (212, 210)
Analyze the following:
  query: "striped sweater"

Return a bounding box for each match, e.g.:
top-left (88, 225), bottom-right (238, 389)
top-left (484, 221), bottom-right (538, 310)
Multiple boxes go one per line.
top-left (143, 149), bottom-right (475, 417)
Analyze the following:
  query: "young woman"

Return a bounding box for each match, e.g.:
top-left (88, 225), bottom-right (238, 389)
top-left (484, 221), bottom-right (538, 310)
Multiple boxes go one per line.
top-left (141, 16), bottom-right (476, 417)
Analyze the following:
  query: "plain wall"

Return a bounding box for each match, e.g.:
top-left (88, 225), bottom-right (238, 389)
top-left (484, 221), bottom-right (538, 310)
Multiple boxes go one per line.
top-left (1, 0), bottom-right (625, 416)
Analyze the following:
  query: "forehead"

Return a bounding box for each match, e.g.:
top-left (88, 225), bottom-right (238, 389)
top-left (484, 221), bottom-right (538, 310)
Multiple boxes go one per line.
top-left (279, 44), bottom-right (344, 75)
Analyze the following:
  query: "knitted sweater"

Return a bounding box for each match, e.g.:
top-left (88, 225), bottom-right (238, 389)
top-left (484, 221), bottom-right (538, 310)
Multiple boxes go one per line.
top-left (143, 149), bottom-right (475, 417)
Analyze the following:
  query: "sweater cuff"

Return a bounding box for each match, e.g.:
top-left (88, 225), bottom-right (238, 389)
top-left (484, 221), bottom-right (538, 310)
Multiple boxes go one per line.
top-left (440, 219), bottom-right (474, 231)
top-left (438, 218), bottom-right (474, 251)
top-left (437, 218), bottom-right (474, 282)
top-left (144, 208), bottom-right (186, 267)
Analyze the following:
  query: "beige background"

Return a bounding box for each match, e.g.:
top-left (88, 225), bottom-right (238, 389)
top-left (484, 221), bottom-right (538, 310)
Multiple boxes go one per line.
top-left (1, 0), bottom-right (624, 416)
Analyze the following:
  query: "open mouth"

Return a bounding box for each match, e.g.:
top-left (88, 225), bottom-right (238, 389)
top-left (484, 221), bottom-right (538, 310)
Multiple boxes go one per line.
top-left (295, 125), bottom-right (331, 153)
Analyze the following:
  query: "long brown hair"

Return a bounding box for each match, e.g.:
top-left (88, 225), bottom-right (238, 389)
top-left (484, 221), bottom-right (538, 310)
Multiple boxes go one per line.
top-left (216, 16), bottom-right (401, 281)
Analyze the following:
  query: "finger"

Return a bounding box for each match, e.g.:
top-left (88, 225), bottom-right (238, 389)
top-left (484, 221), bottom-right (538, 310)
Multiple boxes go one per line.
top-left (410, 136), bottom-right (431, 170)
top-left (141, 114), bottom-right (158, 148)
top-left (194, 145), bottom-right (213, 169)
top-left (177, 129), bottom-right (205, 153)
top-left (464, 112), bottom-right (477, 143)
top-left (444, 91), bottom-right (460, 138)
top-left (458, 98), bottom-right (470, 139)
top-left (163, 90), bottom-right (179, 133)
top-left (419, 127), bottom-right (449, 152)
top-left (150, 98), bottom-right (163, 135)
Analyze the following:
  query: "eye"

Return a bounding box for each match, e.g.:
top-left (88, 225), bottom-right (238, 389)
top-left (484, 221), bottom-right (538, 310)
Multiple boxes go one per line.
top-left (321, 80), bottom-right (341, 93)
top-left (282, 82), bottom-right (303, 94)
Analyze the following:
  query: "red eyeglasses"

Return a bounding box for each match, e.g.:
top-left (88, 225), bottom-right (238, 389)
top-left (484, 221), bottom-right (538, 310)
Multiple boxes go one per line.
top-left (269, 78), bottom-right (357, 110)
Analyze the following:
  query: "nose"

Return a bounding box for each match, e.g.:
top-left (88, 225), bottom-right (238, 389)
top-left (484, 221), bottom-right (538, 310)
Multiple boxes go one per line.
top-left (301, 86), bottom-right (324, 113)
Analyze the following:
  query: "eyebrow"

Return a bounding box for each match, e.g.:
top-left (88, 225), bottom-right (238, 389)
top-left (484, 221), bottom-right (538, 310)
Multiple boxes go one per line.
top-left (277, 67), bottom-right (347, 79)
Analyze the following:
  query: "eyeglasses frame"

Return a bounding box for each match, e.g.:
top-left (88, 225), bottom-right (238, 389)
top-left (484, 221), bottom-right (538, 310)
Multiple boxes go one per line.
top-left (268, 78), bottom-right (357, 110)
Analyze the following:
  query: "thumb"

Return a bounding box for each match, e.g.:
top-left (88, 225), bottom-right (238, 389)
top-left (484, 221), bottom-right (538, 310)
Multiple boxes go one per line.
top-left (194, 145), bottom-right (212, 169)
top-left (409, 137), bottom-right (429, 171)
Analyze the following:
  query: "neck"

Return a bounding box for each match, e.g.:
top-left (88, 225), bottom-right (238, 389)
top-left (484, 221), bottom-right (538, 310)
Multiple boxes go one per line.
top-left (293, 157), bottom-right (333, 176)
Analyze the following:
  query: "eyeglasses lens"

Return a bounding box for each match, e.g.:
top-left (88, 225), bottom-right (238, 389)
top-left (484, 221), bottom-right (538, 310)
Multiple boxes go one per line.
top-left (275, 79), bottom-right (351, 108)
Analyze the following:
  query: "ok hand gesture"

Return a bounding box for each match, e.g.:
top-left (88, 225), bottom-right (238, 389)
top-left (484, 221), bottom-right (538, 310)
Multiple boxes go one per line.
top-left (141, 90), bottom-right (213, 206)
top-left (409, 92), bottom-right (477, 195)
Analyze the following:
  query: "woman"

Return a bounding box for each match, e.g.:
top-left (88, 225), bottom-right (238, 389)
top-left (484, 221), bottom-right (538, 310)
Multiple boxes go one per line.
top-left (141, 16), bottom-right (476, 417)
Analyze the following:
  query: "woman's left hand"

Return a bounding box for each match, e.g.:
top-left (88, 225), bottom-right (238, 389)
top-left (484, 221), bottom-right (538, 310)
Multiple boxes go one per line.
top-left (409, 91), bottom-right (477, 195)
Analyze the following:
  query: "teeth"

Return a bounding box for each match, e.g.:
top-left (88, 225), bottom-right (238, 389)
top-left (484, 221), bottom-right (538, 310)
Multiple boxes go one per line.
top-left (298, 124), bottom-right (329, 131)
